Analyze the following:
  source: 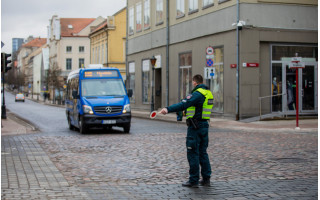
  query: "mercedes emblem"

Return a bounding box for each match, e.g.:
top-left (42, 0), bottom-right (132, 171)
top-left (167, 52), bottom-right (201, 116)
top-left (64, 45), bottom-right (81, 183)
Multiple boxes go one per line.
top-left (105, 106), bottom-right (112, 113)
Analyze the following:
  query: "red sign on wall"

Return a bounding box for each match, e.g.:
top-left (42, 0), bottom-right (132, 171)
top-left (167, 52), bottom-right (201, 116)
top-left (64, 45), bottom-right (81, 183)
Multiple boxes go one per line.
top-left (243, 63), bottom-right (259, 67)
top-left (230, 64), bottom-right (237, 68)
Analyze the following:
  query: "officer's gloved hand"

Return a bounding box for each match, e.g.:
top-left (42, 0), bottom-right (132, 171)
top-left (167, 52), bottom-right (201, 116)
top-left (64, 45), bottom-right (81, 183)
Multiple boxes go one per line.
top-left (159, 108), bottom-right (168, 115)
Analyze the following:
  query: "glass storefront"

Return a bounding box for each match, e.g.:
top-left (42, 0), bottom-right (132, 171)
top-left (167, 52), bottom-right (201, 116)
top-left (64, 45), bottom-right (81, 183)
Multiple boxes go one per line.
top-left (271, 45), bottom-right (317, 114)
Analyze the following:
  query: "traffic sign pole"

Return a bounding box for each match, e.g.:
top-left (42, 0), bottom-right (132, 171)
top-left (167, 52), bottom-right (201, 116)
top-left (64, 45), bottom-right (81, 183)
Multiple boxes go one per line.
top-left (295, 69), bottom-right (299, 129)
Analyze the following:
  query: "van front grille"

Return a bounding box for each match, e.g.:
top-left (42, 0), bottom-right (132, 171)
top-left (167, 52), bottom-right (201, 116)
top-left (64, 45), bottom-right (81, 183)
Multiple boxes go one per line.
top-left (94, 106), bottom-right (123, 114)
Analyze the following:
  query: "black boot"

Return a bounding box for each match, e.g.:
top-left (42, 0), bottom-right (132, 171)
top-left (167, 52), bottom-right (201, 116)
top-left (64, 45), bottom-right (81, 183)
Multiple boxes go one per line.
top-left (199, 178), bottom-right (210, 186)
top-left (182, 181), bottom-right (199, 188)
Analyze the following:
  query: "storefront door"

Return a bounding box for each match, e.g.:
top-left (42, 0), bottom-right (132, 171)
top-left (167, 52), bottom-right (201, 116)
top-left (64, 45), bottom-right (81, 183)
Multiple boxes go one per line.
top-left (281, 61), bottom-right (317, 114)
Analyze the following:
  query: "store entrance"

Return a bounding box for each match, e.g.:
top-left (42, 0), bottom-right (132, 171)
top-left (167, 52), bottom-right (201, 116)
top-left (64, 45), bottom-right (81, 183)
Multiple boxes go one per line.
top-left (280, 61), bottom-right (317, 114)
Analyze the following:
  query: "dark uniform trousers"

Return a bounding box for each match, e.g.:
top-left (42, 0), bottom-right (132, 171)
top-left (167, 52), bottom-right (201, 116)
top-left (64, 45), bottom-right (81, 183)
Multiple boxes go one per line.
top-left (186, 122), bottom-right (212, 184)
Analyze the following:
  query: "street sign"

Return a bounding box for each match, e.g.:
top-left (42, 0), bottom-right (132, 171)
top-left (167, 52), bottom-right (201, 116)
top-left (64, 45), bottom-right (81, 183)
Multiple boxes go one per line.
top-left (291, 57), bottom-right (302, 63)
top-left (206, 59), bottom-right (214, 67)
top-left (206, 54), bottom-right (214, 59)
top-left (206, 46), bottom-right (214, 55)
top-left (204, 67), bottom-right (216, 79)
top-left (289, 62), bottom-right (305, 69)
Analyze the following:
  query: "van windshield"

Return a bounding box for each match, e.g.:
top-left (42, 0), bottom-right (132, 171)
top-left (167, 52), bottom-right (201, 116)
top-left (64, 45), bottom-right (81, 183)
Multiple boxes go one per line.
top-left (81, 79), bottom-right (126, 97)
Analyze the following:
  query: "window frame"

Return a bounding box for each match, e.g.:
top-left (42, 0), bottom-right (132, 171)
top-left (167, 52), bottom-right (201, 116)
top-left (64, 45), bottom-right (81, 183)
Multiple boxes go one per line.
top-left (189, 0), bottom-right (199, 14)
top-left (136, 2), bottom-right (142, 32)
top-left (144, 0), bottom-right (151, 29)
top-left (79, 46), bottom-right (85, 53)
top-left (156, 0), bottom-right (164, 25)
top-left (129, 6), bottom-right (135, 35)
top-left (176, 0), bottom-right (185, 18)
top-left (66, 58), bottom-right (72, 70)
top-left (66, 46), bottom-right (72, 53)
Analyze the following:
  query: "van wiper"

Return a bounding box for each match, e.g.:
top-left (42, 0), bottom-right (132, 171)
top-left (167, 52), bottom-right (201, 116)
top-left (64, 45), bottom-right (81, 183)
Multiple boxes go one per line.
top-left (85, 96), bottom-right (98, 99)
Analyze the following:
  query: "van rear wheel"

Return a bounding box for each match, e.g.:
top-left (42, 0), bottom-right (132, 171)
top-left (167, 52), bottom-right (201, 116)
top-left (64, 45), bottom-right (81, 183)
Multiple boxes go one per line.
top-left (79, 116), bottom-right (87, 134)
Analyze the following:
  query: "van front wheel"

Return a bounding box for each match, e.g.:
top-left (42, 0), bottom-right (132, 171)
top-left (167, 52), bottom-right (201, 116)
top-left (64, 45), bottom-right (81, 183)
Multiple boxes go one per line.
top-left (123, 123), bottom-right (130, 133)
top-left (79, 116), bottom-right (87, 134)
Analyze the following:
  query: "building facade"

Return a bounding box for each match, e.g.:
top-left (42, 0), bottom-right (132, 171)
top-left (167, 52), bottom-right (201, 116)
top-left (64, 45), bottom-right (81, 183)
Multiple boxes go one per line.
top-left (12, 38), bottom-right (24, 54)
top-left (89, 8), bottom-right (127, 80)
top-left (17, 38), bottom-right (47, 94)
top-left (126, 0), bottom-right (318, 119)
top-left (47, 15), bottom-right (105, 100)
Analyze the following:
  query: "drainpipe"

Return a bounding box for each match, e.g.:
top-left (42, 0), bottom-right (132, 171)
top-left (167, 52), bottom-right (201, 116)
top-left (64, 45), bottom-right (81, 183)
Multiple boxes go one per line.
top-left (166, 0), bottom-right (169, 107)
top-left (236, 0), bottom-right (240, 120)
top-left (125, 3), bottom-right (129, 87)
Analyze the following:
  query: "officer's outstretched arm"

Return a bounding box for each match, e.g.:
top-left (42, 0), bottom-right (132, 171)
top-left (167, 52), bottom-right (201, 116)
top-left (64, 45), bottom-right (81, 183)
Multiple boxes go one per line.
top-left (166, 92), bottom-right (203, 113)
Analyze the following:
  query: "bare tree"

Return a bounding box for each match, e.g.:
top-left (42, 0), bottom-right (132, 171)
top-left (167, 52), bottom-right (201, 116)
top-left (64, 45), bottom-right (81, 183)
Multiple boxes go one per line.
top-left (45, 61), bottom-right (64, 104)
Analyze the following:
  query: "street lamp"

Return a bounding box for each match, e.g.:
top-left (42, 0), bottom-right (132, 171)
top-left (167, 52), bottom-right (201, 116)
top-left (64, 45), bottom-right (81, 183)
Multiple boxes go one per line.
top-left (150, 55), bottom-right (157, 112)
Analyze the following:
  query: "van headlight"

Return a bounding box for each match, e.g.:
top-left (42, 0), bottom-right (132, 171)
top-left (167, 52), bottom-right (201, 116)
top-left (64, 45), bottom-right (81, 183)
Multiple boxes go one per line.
top-left (83, 105), bottom-right (94, 114)
top-left (123, 104), bottom-right (131, 113)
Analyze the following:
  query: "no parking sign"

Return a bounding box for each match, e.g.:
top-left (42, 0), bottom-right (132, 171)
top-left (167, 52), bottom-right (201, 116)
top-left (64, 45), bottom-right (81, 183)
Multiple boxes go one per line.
top-left (206, 46), bottom-right (214, 55)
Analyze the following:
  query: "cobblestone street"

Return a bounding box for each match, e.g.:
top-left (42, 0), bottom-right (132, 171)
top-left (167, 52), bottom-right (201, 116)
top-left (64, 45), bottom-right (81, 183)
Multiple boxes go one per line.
top-left (2, 119), bottom-right (318, 199)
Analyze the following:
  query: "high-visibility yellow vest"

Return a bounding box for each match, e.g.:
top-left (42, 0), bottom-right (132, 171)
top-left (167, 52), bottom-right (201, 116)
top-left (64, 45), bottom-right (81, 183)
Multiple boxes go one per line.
top-left (186, 88), bottom-right (214, 120)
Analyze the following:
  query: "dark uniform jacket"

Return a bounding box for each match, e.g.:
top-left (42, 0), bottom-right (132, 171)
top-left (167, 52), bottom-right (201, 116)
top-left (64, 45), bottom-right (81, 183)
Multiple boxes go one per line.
top-left (167, 84), bottom-right (209, 126)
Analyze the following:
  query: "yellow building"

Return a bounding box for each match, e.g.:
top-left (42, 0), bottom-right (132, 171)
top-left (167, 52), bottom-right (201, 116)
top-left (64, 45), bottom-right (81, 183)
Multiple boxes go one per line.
top-left (89, 7), bottom-right (127, 80)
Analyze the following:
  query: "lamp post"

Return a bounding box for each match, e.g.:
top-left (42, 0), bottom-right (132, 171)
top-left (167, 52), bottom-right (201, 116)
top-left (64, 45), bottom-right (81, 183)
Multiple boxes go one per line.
top-left (150, 55), bottom-right (157, 112)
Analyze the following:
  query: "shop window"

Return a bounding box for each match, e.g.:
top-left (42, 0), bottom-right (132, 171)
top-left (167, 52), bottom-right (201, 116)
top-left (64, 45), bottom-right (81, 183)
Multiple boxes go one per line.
top-left (142, 60), bottom-right (151, 103)
top-left (207, 47), bottom-right (224, 113)
top-left (179, 52), bottom-right (192, 100)
top-left (272, 46), bottom-right (317, 61)
top-left (271, 63), bottom-right (283, 112)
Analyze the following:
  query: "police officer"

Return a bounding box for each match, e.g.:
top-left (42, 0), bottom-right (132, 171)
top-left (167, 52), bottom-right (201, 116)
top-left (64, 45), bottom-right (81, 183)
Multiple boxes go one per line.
top-left (159, 74), bottom-right (213, 188)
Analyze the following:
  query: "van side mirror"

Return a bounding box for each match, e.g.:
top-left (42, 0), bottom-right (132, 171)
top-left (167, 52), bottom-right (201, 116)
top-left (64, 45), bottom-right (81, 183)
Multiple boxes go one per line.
top-left (127, 89), bottom-right (133, 98)
top-left (72, 90), bottom-right (79, 99)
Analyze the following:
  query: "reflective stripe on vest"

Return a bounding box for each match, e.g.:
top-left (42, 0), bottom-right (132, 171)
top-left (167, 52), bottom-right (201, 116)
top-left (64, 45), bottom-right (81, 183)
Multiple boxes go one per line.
top-left (186, 88), bottom-right (213, 120)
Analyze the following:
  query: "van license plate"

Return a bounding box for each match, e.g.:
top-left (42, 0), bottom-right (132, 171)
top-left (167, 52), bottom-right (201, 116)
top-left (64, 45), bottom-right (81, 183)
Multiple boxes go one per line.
top-left (102, 120), bottom-right (116, 124)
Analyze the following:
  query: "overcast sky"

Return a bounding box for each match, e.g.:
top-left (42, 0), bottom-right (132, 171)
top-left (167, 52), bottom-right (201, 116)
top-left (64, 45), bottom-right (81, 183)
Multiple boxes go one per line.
top-left (1, 0), bottom-right (126, 53)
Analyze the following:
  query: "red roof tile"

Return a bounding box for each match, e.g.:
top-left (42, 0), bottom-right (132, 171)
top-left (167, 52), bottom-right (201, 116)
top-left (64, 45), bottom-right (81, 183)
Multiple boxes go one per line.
top-left (22, 38), bottom-right (46, 48)
top-left (60, 18), bottom-right (96, 37)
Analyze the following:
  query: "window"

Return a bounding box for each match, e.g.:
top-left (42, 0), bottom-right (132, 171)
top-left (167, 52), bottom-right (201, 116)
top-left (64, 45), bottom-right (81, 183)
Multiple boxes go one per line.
top-left (142, 59), bottom-right (151, 103)
top-left (79, 58), bottom-right (84, 68)
top-left (156, 0), bottom-right (164, 25)
top-left (179, 52), bottom-right (192, 100)
top-left (176, 0), bottom-right (185, 17)
top-left (203, 0), bottom-right (214, 8)
top-left (128, 62), bottom-right (136, 102)
top-left (129, 7), bottom-right (134, 35)
top-left (66, 46), bottom-right (72, 53)
top-left (144, 0), bottom-right (150, 29)
top-left (79, 46), bottom-right (85, 53)
top-left (66, 58), bottom-right (72, 70)
top-left (189, 0), bottom-right (198, 13)
top-left (208, 47), bottom-right (224, 113)
top-left (136, 3), bottom-right (142, 32)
